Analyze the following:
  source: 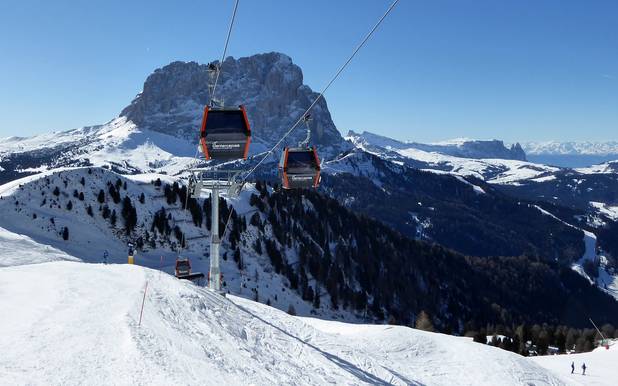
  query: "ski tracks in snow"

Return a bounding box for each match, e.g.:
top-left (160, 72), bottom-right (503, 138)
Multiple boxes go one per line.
top-left (1, 262), bottom-right (570, 385)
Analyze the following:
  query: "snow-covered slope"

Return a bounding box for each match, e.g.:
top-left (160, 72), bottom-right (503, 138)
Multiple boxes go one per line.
top-left (531, 343), bottom-right (618, 386)
top-left (0, 258), bottom-right (573, 386)
top-left (0, 226), bottom-right (79, 267)
top-left (0, 168), bottom-right (315, 318)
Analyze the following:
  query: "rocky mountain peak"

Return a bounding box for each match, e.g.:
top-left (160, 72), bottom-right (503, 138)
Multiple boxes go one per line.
top-left (120, 52), bottom-right (344, 150)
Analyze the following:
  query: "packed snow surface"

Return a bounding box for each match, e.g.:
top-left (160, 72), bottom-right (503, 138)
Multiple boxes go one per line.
top-left (0, 259), bottom-right (570, 386)
top-left (531, 343), bottom-right (618, 386)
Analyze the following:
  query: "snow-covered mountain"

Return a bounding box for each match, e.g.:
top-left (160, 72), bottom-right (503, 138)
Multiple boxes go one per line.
top-left (4, 165), bottom-right (617, 330)
top-left (1, 52), bottom-right (618, 330)
top-left (0, 167), bottom-right (357, 322)
top-left (1, 52), bottom-right (613, 188)
top-left (0, 52), bottom-right (348, 183)
top-left (1, 52), bottom-right (616, 264)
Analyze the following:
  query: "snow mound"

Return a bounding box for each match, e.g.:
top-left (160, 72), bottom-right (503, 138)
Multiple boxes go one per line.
top-left (0, 261), bottom-right (568, 385)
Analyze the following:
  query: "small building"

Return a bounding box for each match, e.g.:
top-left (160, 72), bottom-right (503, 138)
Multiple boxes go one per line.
top-left (547, 346), bottom-right (560, 355)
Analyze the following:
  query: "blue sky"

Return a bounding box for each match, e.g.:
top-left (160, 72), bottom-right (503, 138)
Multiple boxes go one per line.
top-left (0, 0), bottom-right (616, 142)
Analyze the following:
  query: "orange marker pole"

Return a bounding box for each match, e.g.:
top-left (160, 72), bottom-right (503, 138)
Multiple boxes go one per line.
top-left (138, 281), bottom-right (148, 327)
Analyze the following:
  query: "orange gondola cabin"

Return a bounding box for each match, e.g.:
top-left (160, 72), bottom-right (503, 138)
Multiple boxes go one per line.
top-left (199, 105), bottom-right (251, 160)
top-left (279, 146), bottom-right (321, 189)
top-left (174, 258), bottom-right (205, 283)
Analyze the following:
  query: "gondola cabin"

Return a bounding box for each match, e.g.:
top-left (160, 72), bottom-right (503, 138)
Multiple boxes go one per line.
top-left (279, 146), bottom-right (321, 189)
top-left (175, 258), bottom-right (205, 283)
top-left (175, 259), bottom-right (192, 278)
top-left (199, 105), bottom-right (251, 160)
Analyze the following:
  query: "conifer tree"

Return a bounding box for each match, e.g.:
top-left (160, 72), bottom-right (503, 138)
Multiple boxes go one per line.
top-left (313, 292), bottom-right (321, 309)
top-left (121, 196), bottom-right (137, 234)
top-left (97, 189), bottom-right (105, 204)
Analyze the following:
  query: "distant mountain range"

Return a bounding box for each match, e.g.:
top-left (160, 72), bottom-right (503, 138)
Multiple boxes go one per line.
top-left (521, 141), bottom-right (618, 156)
top-left (348, 131), bottom-right (527, 161)
top-left (517, 141), bottom-right (618, 168)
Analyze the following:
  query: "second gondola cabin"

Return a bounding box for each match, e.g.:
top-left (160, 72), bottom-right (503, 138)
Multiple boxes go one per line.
top-left (279, 146), bottom-right (321, 189)
top-left (199, 105), bottom-right (251, 160)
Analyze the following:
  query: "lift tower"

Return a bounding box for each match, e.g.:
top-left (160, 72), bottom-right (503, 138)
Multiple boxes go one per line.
top-left (188, 169), bottom-right (243, 292)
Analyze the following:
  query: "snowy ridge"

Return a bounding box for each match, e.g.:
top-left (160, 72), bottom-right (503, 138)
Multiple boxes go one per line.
top-left (344, 131), bottom-right (558, 185)
top-left (0, 117), bottom-right (202, 176)
top-left (576, 161), bottom-right (618, 175)
top-left (0, 260), bottom-right (574, 386)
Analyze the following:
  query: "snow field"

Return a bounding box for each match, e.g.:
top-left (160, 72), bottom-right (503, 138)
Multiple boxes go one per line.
top-left (0, 226), bottom-right (80, 267)
top-left (0, 261), bottom-right (571, 386)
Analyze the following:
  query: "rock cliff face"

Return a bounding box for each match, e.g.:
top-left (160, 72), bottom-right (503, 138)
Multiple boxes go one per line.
top-left (121, 52), bottom-right (345, 151)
